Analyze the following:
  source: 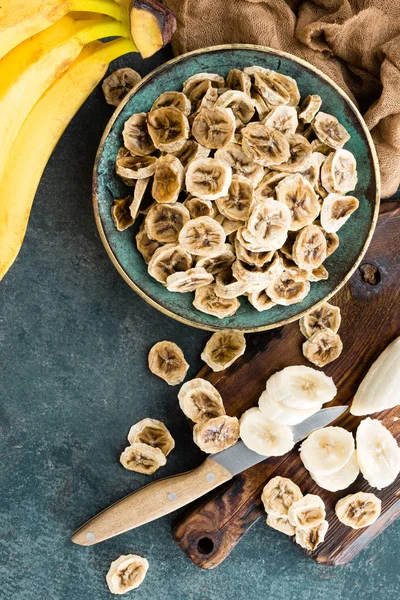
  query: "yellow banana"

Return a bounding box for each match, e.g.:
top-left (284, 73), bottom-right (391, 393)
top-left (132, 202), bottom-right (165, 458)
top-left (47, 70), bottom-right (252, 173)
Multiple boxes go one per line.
top-left (0, 37), bottom-right (135, 279)
top-left (0, 0), bottom-right (123, 59)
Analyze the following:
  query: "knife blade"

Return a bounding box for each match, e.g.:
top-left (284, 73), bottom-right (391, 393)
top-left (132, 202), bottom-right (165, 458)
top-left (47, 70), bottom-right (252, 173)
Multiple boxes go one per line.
top-left (71, 405), bottom-right (347, 546)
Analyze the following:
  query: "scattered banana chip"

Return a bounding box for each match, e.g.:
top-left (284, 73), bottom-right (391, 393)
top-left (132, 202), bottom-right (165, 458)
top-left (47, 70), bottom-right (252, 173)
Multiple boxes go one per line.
top-left (303, 328), bottom-right (343, 367)
top-left (116, 154), bottom-right (157, 181)
top-left (356, 418), bottom-right (400, 489)
top-left (295, 520), bottom-right (329, 550)
top-left (273, 133), bottom-right (312, 173)
top-left (215, 90), bottom-right (255, 127)
top-left (147, 107), bottom-right (189, 153)
top-left (111, 196), bottom-right (135, 231)
top-left (120, 442), bottom-right (166, 474)
top-left (240, 407), bottom-right (294, 456)
top-left (193, 283), bottom-right (240, 318)
top-left (127, 418), bottom-right (175, 457)
top-left (145, 202), bottom-right (190, 243)
top-left (266, 271), bottom-right (310, 306)
top-left (193, 415), bottom-right (240, 453)
top-left (171, 139), bottom-right (210, 168)
top-left (106, 554), bottom-right (149, 595)
top-left (184, 196), bottom-right (215, 219)
top-left (335, 492), bottom-right (381, 529)
top-left (216, 176), bottom-right (254, 221)
top-left (261, 476), bottom-right (303, 517)
top-left (226, 68), bottom-right (252, 95)
top-left (201, 330), bottom-right (246, 371)
top-left (275, 174), bottom-right (320, 231)
top-left (196, 243), bottom-right (235, 275)
top-left (300, 426), bottom-right (355, 476)
top-left (267, 514), bottom-right (296, 536)
top-left (299, 302), bottom-right (341, 338)
top-left (178, 378), bottom-right (225, 423)
top-left (247, 198), bottom-right (291, 251)
top-left (102, 68), bottom-right (141, 107)
top-left (263, 105), bottom-right (298, 136)
top-left (287, 494), bottom-right (326, 529)
top-left (247, 289), bottom-right (276, 312)
top-left (148, 340), bottom-right (189, 386)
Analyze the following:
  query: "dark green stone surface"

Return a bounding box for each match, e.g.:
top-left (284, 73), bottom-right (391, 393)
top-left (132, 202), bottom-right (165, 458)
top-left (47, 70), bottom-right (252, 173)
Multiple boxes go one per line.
top-left (0, 48), bottom-right (398, 600)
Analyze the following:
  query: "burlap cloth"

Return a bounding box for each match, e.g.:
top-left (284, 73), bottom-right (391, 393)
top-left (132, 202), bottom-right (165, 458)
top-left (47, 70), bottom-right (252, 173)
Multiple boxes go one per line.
top-left (164, 0), bottom-right (400, 198)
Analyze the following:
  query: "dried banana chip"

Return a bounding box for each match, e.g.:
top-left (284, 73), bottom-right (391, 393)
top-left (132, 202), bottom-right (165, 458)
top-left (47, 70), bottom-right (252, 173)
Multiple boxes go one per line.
top-left (320, 193), bottom-right (359, 233)
top-left (263, 105), bottom-right (298, 136)
top-left (151, 91), bottom-right (191, 116)
top-left (235, 236), bottom-right (274, 267)
top-left (214, 210), bottom-right (243, 235)
top-left (287, 494), bottom-right (326, 529)
top-left (120, 442), bottom-right (166, 474)
top-left (193, 284), bottom-right (240, 318)
top-left (116, 154), bottom-right (157, 180)
top-left (193, 415), bottom-right (240, 454)
top-left (275, 174), bottom-right (320, 231)
top-left (136, 222), bottom-right (163, 264)
top-left (215, 176), bottom-right (254, 221)
top-left (184, 196), bottom-right (215, 219)
top-left (236, 225), bottom-right (268, 252)
top-left (261, 476), bottom-right (303, 516)
top-left (299, 152), bottom-right (326, 189)
top-left (186, 158), bottom-right (232, 200)
top-left (178, 378), bottom-right (225, 423)
top-left (166, 267), bottom-right (213, 293)
top-left (295, 520), bottom-right (329, 550)
top-left (298, 94), bottom-right (322, 123)
top-left (192, 107), bottom-right (236, 149)
top-left (128, 418), bottom-right (175, 456)
top-left (307, 264), bottom-right (329, 282)
top-left (251, 90), bottom-right (271, 121)
top-left (179, 216), bottom-right (226, 257)
top-left (131, 177), bottom-right (151, 219)
top-left (267, 271), bottom-right (311, 305)
top-left (196, 244), bottom-right (235, 275)
top-left (232, 253), bottom-right (283, 293)
top-left (214, 143), bottom-right (264, 185)
top-left (270, 71), bottom-right (300, 106)
top-left (102, 68), bottom-right (141, 107)
top-left (243, 65), bottom-right (271, 76)
top-left (111, 196), bottom-right (134, 231)
top-left (106, 554), bottom-right (149, 595)
top-left (148, 340), bottom-right (189, 385)
top-left (147, 107), bottom-right (189, 153)
top-left (253, 70), bottom-right (291, 106)
top-left (247, 198), bottom-right (291, 250)
top-left (242, 123), bottom-right (291, 167)
top-left (145, 202), bottom-right (190, 244)
top-left (215, 268), bottom-right (248, 299)
top-left (247, 289), bottom-right (276, 311)
top-left (148, 244), bottom-right (192, 284)
top-left (273, 133), bottom-right (312, 173)
top-left (123, 112), bottom-right (155, 156)
top-left (201, 330), bottom-right (246, 372)
top-left (267, 514), bottom-right (296, 536)
top-left (335, 492), bottom-right (381, 529)
top-left (303, 328), bottom-right (343, 367)
top-left (170, 139), bottom-right (210, 168)
top-left (313, 112), bottom-right (350, 149)
top-left (292, 224), bottom-right (327, 270)
top-left (299, 302), bottom-right (341, 338)
top-left (182, 72), bottom-right (225, 97)
top-left (254, 172), bottom-right (290, 202)
top-left (226, 69), bottom-right (252, 95)
top-left (310, 139), bottom-right (333, 155)
top-left (315, 223), bottom-right (340, 256)
top-left (215, 90), bottom-right (255, 127)
top-left (152, 155), bottom-right (184, 204)
top-left (321, 149), bottom-right (358, 194)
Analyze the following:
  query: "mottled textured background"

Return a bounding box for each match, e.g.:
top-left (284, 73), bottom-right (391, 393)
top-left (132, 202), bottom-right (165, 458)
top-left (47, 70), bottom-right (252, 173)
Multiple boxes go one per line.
top-left (1, 47), bottom-right (399, 600)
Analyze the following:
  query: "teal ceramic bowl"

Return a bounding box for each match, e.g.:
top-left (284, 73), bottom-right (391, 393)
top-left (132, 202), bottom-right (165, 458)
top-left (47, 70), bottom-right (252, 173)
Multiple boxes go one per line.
top-left (93, 44), bottom-right (380, 332)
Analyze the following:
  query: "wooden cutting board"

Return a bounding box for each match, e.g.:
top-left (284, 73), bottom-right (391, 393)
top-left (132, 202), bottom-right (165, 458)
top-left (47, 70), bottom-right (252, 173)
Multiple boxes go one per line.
top-left (172, 202), bottom-right (400, 568)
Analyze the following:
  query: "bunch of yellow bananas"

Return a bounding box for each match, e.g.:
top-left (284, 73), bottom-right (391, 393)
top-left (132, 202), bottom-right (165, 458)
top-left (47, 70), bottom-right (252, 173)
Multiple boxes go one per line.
top-left (0, 0), bottom-right (175, 279)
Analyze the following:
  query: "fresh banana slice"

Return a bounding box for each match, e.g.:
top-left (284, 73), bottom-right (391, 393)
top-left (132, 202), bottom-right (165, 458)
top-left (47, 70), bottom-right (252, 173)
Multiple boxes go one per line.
top-left (214, 211), bottom-right (243, 235)
top-left (136, 222), bottom-right (163, 264)
top-left (193, 415), bottom-right (240, 454)
top-left (102, 68), bottom-right (141, 107)
top-left (259, 389), bottom-right (322, 426)
top-left (145, 202), bottom-right (190, 243)
top-left (299, 302), bottom-right (341, 339)
top-left (356, 418), bottom-right (400, 489)
top-left (292, 224), bottom-right (327, 270)
top-left (215, 176), bottom-right (254, 221)
top-left (128, 418), bottom-right (175, 457)
top-left (178, 378), bottom-right (225, 423)
top-left (247, 290), bottom-right (276, 312)
top-left (321, 149), bottom-right (358, 194)
top-left (182, 73), bottom-right (225, 97)
top-left (201, 330), bottom-right (246, 372)
top-left (116, 154), bottom-right (157, 181)
top-left (235, 236), bottom-right (274, 267)
top-left (186, 158), bottom-right (232, 200)
top-left (295, 520), bottom-right (329, 550)
top-left (196, 243), bottom-right (235, 275)
top-left (266, 514), bottom-right (296, 536)
top-left (254, 172), bottom-right (290, 202)
top-left (240, 407), bottom-right (294, 456)
top-left (193, 283), bottom-right (240, 318)
top-left (275, 174), bottom-right (321, 231)
top-left (226, 69), bottom-right (252, 95)
top-left (120, 443), bottom-right (167, 474)
top-left (307, 264), bottom-right (329, 282)
top-left (298, 94), bottom-right (322, 123)
top-left (215, 90), bottom-right (255, 127)
top-left (273, 133), bottom-right (312, 173)
top-left (313, 112), bottom-right (351, 149)
top-left (242, 123), bottom-right (291, 167)
top-left (151, 91), bottom-right (191, 116)
top-left (266, 272), bottom-right (310, 306)
top-left (123, 112), bottom-right (155, 156)
top-left (214, 143), bottom-right (264, 185)
top-left (170, 139), bottom-right (210, 169)
top-left (215, 268), bottom-right (249, 298)
top-left (106, 554), bottom-right (149, 595)
top-left (303, 328), bottom-right (343, 367)
top-left (266, 365), bottom-right (337, 410)
top-left (151, 155), bottom-right (184, 204)
top-left (261, 476), bottom-right (303, 516)
top-left (192, 107), bottom-right (236, 149)
top-left (310, 451), bottom-right (359, 492)
top-left (184, 196), bottom-right (215, 219)
top-left (263, 105), bottom-right (298, 136)
top-left (148, 244), bottom-right (192, 284)
top-left (300, 427), bottom-right (355, 475)
top-left (335, 492), bottom-right (382, 529)
top-left (299, 152), bottom-right (326, 189)
top-left (111, 196), bottom-right (134, 231)
top-left (166, 267), bottom-right (214, 293)
top-left (287, 494), bottom-right (326, 529)
top-left (247, 198), bottom-right (291, 250)
top-left (147, 107), bottom-right (189, 153)
top-left (178, 216), bottom-right (226, 257)
top-left (148, 340), bottom-right (189, 385)
top-left (320, 193), bottom-right (359, 233)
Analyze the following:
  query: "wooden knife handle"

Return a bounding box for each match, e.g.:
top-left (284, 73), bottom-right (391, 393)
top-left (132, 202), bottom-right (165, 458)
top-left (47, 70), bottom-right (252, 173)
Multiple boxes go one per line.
top-left (71, 458), bottom-right (232, 546)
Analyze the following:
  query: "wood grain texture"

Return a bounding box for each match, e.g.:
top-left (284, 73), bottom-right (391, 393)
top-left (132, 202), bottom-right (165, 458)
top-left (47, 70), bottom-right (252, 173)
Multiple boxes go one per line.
top-left (172, 202), bottom-right (400, 569)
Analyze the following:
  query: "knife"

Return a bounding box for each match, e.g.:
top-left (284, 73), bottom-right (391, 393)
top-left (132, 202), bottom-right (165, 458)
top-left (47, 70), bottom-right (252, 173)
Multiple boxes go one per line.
top-left (71, 405), bottom-right (346, 546)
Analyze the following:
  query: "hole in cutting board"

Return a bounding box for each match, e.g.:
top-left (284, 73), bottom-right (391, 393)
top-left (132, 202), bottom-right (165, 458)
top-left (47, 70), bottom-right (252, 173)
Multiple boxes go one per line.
top-left (197, 537), bottom-right (214, 554)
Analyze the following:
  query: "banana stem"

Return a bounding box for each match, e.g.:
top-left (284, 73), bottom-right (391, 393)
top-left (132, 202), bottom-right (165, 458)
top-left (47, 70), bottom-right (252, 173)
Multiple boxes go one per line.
top-left (68, 0), bottom-right (123, 20)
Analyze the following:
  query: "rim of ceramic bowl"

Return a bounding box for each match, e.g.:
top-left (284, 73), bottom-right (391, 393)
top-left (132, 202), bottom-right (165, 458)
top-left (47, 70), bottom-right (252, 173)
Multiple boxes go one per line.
top-left (93, 43), bottom-right (380, 332)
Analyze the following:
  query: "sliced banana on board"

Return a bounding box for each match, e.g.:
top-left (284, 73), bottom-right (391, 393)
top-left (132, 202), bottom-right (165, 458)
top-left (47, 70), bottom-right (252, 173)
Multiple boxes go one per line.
top-left (136, 223), bottom-right (163, 264)
top-left (310, 451), bottom-right (359, 492)
top-left (266, 271), bottom-right (310, 305)
top-left (356, 418), bottom-right (400, 489)
top-left (193, 283), bottom-right (240, 318)
top-left (298, 94), bottom-right (322, 123)
top-left (120, 442), bottom-right (167, 474)
top-left (127, 418), bottom-right (175, 457)
top-left (335, 492), bottom-right (382, 529)
top-left (106, 554), bottom-right (149, 595)
top-left (299, 302), bottom-right (341, 338)
top-left (300, 426), bottom-right (355, 476)
top-left (292, 224), bottom-right (327, 270)
top-left (266, 514), bottom-right (296, 536)
top-left (196, 243), bottom-right (236, 275)
top-left (122, 112), bottom-right (155, 156)
top-left (320, 193), bottom-right (359, 233)
top-left (247, 198), bottom-right (291, 250)
top-left (179, 216), bottom-right (226, 257)
top-left (166, 267), bottom-right (214, 293)
top-left (263, 105), bottom-right (298, 136)
top-left (321, 149), bottom-right (358, 194)
top-left (287, 494), bottom-right (326, 529)
top-left (193, 415), bottom-right (240, 453)
top-left (186, 158), bottom-right (232, 200)
top-left (145, 202), bottom-right (190, 243)
top-left (214, 143), bottom-right (264, 185)
top-left (148, 244), bottom-right (192, 284)
top-left (151, 91), bottom-right (192, 116)
top-left (152, 154), bottom-right (184, 203)
top-left (148, 340), bottom-right (189, 386)
top-left (192, 107), bottom-right (236, 149)
top-left (266, 365), bottom-right (336, 412)
top-left (259, 389), bottom-right (322, 426)
top-left (178, 378), bottom-right (225, 423)
top-left (240, 407), bottom-right (294, 456)
top-left (313, 112), bottom-right (351, 149)
top-left (111, 197), bottom-right (135, 231)
top-left (303, 328), bottom-right (343, 367)
top-left (275, 174), bottom-right (320, 231)
top-left (261, 476), bottom-right (303, 516)
top-left (201, 330), bottom-right (246, 372)
top-left (242, 123), bottom-right (291, 167)
top-left (295, 520), bottom-right (329, 550)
